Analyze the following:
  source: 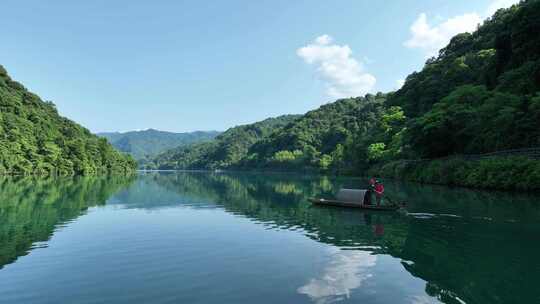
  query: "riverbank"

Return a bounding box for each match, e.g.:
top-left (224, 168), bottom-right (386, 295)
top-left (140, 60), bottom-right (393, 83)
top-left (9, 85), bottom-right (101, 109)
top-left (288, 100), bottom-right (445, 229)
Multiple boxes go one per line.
top-left (142, 156), bottom-right (540, 191)
top-left (0, 168), bottom-right (138, 177)
top-left (369, 156), bottom-right (540, 191)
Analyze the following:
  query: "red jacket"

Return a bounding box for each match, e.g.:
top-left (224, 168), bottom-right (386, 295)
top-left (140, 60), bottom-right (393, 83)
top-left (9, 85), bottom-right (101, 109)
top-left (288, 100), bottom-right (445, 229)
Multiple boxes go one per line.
top-left (374, 184), bottom-right (384, 194)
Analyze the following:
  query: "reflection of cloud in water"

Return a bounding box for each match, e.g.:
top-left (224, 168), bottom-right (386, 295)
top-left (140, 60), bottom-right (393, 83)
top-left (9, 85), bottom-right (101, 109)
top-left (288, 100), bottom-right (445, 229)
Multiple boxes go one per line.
top-left (297, 249), bottom-right (377, 304)
top-left (409, 295), bottom-right (443, 304)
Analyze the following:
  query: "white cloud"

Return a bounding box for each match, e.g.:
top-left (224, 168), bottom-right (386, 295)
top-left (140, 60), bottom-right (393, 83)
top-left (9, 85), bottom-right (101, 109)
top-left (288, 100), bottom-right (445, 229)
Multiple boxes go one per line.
top-left (396, 78), bottom-right (405, 89)
top-left (409, 295), bottom-right (441, 304)
top-left (486, 0), bottom-right (520, 16)
top-left (297, 249), bottom-right (377, 304)
top-left (404, 12), bottom-right (482, 57)
top-left (404, 0), bottom-right (520, 57)
top-left (315, 34), bottom-right (333, 45)
top-left (297, 35), bottom-right (376, 98)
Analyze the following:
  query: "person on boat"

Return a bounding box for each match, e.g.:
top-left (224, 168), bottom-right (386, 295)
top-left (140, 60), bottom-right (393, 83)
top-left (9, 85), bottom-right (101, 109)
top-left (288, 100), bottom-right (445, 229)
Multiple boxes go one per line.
top-left (374, 180), bottom-right (384, 206)
top-left (364, 190), bottom-right (372, 205)
top-left (368, 177), bottom-right (376, 190)
top-left (364, 178), bottom-right (377, 205)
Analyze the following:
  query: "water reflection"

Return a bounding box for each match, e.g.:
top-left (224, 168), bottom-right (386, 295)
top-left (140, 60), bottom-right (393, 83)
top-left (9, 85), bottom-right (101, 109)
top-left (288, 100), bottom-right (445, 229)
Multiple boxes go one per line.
top-left (297, 249), bottom-right (377, 304)
top-left (1, 171), bottom-right (539, 304)
top-left (140, 172), bottom-right (540, 304)
top-left (0, 175), bottom-right (134, 269)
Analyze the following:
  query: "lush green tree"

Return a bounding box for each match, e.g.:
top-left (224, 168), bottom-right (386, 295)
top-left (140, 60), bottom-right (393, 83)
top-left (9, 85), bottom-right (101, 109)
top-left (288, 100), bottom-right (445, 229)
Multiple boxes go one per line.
top-left (390, 0), bottom-right (540, 158)
top-left (407, 85), bottom-right (538, 157)
top-left (149, 115), bottom-right (299, 170)
top-left (367, 143), bottom-right (387, 161)
top-left (0, 65), bottom-right (136, 175)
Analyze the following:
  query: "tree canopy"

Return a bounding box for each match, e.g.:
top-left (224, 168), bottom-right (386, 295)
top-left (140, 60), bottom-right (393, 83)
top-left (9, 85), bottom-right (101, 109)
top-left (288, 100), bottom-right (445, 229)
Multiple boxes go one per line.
top-left (391, 0), bottom-right (540, 157)
top-left (148, 115), bottom-right (300, 170)
top-left (0, 65), bottom-right (136, 175)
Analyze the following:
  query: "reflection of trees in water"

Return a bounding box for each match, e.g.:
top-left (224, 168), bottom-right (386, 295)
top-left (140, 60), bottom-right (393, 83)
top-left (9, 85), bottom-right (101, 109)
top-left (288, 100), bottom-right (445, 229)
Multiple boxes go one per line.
top-left (400, 214), bottom-right (540, 304)
top-left (0, 175), bottom-right (134, 269)
top-left (149, 172), bottom-right (540, 304)
top-left (149, 172), bottom-right (408, 252)
top-left (3, 172), bottom-right (538, 303)
top-left (387, 179), bottom-right (540, 222)
top-left (392, 182), bottom-right (540, 303)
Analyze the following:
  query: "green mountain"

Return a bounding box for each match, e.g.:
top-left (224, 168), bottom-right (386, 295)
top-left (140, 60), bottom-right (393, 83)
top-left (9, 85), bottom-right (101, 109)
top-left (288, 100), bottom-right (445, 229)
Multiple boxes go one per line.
top-left (0, 65), bottom-right (136, 175)
top-left (150, 0), bottom-right (540, 181)
top-left (244, 94), bottom-right (394, 171)
top-left (149, 115), bottom-right (300, 169)
top-left (97, 129), bottom-right (220, 160)
top-left (389, 0), bottom-right (540, 158)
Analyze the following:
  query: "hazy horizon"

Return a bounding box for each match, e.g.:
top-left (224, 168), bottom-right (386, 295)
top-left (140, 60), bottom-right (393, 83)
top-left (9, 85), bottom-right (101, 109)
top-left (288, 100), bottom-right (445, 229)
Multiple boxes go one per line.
top-left (96, 128), bottom-right (224, 134)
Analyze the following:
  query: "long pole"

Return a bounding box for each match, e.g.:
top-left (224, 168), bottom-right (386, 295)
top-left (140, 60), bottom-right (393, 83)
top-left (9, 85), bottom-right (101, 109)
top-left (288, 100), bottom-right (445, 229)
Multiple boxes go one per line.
top-left (383, 194), bottom-right (399, 206)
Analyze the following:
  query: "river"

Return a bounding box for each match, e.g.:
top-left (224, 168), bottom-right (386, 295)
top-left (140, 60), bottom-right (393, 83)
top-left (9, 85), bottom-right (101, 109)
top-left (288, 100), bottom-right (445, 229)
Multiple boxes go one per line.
top-left (0, 172), bottom-right (539, 303)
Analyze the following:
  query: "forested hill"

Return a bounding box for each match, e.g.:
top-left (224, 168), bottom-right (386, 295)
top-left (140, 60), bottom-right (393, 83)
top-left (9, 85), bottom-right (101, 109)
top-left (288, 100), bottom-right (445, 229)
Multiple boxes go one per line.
top-left (97, 129), bottom-right (220, 160)
top-left (243, 94), bottom-right (393, 171)
top-left (149, 95), bottom-right (394, 172)
top-left (147, 115), bottom-right (300, 169)
top-left (0, 65), bottom-right (136, 175)
top-left (150, 0), bottom-right (540, 176)
top-left (389, 0), bottom-right (540, 158)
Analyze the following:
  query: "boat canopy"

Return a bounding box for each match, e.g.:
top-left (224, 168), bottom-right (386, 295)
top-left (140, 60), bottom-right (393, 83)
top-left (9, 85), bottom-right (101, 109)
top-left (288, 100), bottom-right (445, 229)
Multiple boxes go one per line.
top-left (336, 189), bottom-right (369, 204)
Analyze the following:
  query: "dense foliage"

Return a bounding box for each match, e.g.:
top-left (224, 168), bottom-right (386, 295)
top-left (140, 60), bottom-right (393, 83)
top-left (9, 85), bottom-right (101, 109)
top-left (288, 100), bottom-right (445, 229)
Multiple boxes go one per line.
top-left (98, 129), bottom-right (220, 161)
top-left (0, 65), bottom-right (136, 175)
top-left (242, 94), bottom-right (406, 172)
top-left (151, 94), bottom-right (404, 173)
top-left (151, 0), bottom-right (540, 187)
top-left (392, 0), bottom-right (540, 157)
top-left (372, 156), bottom-right (540, 190)
top-left (150, 95), bottom-right (406, 173)
top-left (148, 115), bottom-right (300, 169)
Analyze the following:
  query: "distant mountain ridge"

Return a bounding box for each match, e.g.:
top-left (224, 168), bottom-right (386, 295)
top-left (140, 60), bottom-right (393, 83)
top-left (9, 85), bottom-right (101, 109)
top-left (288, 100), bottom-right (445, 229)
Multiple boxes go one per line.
top-left (148, 115), bottom-right (301, 170)
top-left (97, 129), bottom-right (220, 160)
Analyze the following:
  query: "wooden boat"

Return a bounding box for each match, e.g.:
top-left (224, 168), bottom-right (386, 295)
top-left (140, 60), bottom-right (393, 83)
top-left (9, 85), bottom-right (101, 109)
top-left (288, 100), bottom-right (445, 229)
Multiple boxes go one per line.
top-left (308, 198), bottom-right (402, 211)
top-left (308, 188), bottom-right (405, 211)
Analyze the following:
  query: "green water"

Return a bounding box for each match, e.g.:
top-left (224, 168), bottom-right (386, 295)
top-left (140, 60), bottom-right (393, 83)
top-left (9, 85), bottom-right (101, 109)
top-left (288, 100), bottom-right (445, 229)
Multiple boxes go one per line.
top-left (0, 172), bottom-right (539, 304)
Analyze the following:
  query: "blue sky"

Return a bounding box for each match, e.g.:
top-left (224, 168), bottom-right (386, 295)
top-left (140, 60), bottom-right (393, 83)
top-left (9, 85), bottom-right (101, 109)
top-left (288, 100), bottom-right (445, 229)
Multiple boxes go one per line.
top-left (0, 0), bottom-right (518, 133)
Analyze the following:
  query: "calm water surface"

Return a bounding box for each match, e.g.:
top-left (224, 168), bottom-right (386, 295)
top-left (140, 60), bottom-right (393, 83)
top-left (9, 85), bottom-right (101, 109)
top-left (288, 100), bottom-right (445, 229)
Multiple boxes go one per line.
top-left (0, 172), bottom-right (539, 304)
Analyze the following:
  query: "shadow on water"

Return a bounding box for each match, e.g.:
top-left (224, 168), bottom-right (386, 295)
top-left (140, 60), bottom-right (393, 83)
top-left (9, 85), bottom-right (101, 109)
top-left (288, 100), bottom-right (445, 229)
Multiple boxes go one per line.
top-left (132, 171), bottom-right (540, 304)
top-left (0, 175), bottom-right (135, 270)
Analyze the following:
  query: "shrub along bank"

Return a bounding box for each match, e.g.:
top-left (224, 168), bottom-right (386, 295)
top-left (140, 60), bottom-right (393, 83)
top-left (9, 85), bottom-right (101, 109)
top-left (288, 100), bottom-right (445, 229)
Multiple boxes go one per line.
top-left (370, 157), bottom-right (540, 191)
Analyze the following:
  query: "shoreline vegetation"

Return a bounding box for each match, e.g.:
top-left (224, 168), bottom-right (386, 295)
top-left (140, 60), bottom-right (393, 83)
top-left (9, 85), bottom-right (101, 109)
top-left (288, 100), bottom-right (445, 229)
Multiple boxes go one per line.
top-left (371, 156), bottom-right (540, 191)
top-left (139, 155), bottom-right (540, 192)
